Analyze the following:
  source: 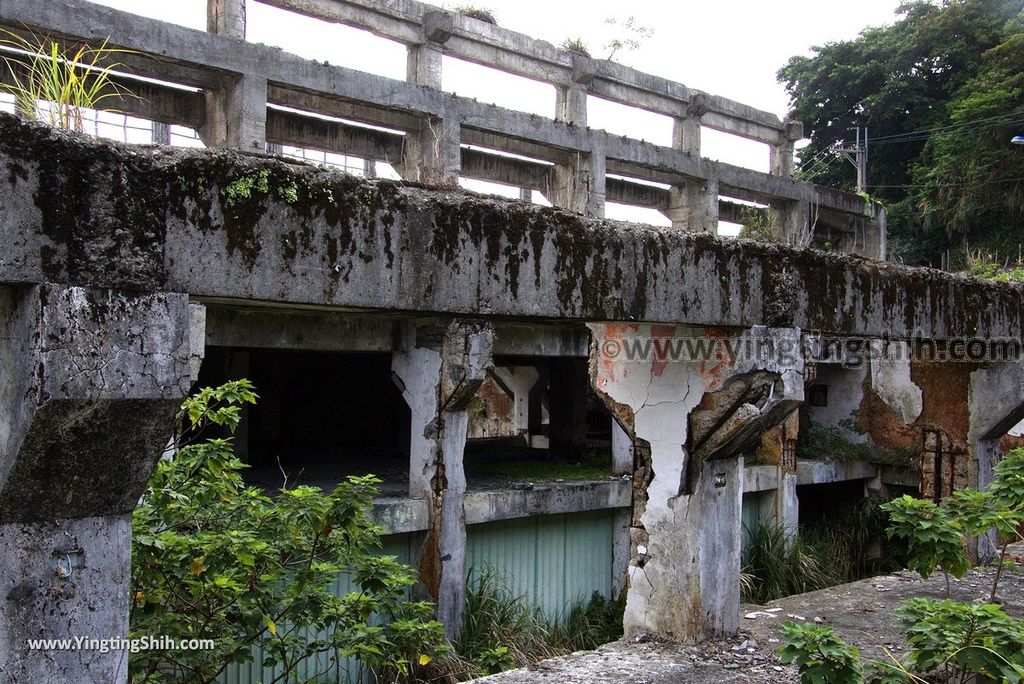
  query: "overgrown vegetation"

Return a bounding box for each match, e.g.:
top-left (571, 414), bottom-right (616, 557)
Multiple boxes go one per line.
top-left (465, 448), bottom-right (612, 482)
top-left (741, 497), bottom-right (896, 604)
top-left (0, 29), bottom-right (136, 132)
top-left (453, 5), bottom-right (497, 24)
top-left (780, 448), bottom-right (1024, 684)
top-left (444, 569), bottom-right (623, 678)
top-left (560, 37), bottom-right (591, 58)
top-left (797, 420), bottom-right (917, 467)
top-left (966, 249), bottom-right (1024, 283)
top-left (779, 0), bottom-right (1024, 266)
top-left (738, 206), bottom-right (779, 243)
top-left (130, 381), bottom-right (447, 683)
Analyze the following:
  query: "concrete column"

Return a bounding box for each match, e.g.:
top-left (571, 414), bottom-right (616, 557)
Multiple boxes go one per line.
top-left (550, 141), bottom-right (606, 217)
top-left (770, 120), bottom-right (803, 178)
top-left (207, 0), bottom-right (246, 38)
top-left (665, 177), bottom-right (718, 233)
top-left (773, 197), bottom-right (809, 246)
top-left (612, 420), bottom-right (633, 475)
top-left (556, 85), bottom-right (588, 127)
top-left (589, 323), bottom-right (803, 641)
top-left (200, 74), bottom-right (267, 152)
top-left (672, 114), bottom-right (700, 157)
top-left (0, 284), bottom-right (196, 683)
top-left (492, 366), bottom-right (540, 437)
top-left (399, 118), bottom-right (461, 185)
top-left (407, 43), bottom-right (444, 89)
top-left (392, 320), bottom-right (493, 638)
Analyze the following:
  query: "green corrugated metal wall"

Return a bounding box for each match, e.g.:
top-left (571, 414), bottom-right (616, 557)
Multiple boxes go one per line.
top-left (219, 509), bottom-right (618, 683)
top-left (466, 510), bottom-right (616, 621)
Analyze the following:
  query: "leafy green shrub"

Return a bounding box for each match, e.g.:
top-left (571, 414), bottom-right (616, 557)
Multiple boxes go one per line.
top-left (897, 598), bottom-right (1024, 683)
top-left (880, 495), bottom-right (970, 595)
top-left (560, 38), bottom-right (591, 57)
top-left (797, 420), bottom-right (915, 466)
top-left (130, 381), bottom-right (446, 683)
top-left (778, 621), bottom-right (863, 683)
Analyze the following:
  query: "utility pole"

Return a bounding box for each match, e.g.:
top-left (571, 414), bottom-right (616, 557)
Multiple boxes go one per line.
top-left (835, 126), bottom-right (868, 193)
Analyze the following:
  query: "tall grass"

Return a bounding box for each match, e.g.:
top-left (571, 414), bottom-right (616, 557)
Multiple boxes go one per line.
top-left (427, 568), bottom-right (624, 680)
top-left (0, 29), bottom-right (135, 132)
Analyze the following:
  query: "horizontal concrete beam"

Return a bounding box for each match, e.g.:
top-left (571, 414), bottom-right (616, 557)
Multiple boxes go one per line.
top-left (0, 0), bottom-right (870, 219)
top-left (2, 116), bottom-right (1019, 339)
top-left (464, 480), bottom-right (631, 525)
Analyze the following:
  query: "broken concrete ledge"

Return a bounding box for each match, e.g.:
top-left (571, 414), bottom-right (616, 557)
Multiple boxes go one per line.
top-left (371, 479), bottom-right (630, 534)
top-left (744, 459), bottom-right (911, 493)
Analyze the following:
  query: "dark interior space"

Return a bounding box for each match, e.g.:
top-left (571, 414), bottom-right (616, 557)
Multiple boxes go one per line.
top-left (795, 480), bottom-right (866, 526)
top-left (198, 347), bottom-right (410, 496)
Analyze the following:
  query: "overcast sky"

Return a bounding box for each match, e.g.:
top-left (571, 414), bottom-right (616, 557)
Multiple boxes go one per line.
top-left (90, 0), bottom-right (905, 224)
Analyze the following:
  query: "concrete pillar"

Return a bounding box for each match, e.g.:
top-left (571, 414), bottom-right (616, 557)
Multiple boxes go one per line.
top-left (770, 120), bottom-right (803, 178)
top-left (399, 117), bottom-right (461, 185)
top-left (492, 366), bottom-right (540, 437)
top-left (611, 507), bottom-right (631, 597)
top-left (612, 419), bottom-right (633, 475)
top-left (588, 323), bottom-right (803, 641)
top-left (200, 74), bottom-right (267, 152)
top-left (550, 142), bottom-right (606, 217)
top-left (207, 0), bottom-right (246, 39)
top-left (151, 121), bottom-right (171, 145)
top-left (665, 177), bottom-right (718, 233)
top-left (773, 197), bottom-right (809, 246)
top-left (556, 85), bottom-right (588, 127)
top-left (673, 114), bottom-right (701, 157)
top-left (392, 319), bottom-right (493, 638)
top-left (0, 284), bottom-right (196, 683)
top-left (407, 43), bottom-right (444, 90)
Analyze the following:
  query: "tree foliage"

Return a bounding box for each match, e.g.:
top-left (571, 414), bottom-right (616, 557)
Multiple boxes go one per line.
top-left (130, 380), bottom-right (446, 683)
top-left (779, 0), bottom-right (1024, 265)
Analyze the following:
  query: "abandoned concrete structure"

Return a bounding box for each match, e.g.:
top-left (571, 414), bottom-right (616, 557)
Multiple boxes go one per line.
top-left (1, 1), bottom-right (1023, 682)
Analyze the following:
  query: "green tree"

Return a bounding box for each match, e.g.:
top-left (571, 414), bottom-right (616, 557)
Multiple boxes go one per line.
top-left (778, 0), bottom-right (1024, 265)
top-left (130, 380), bottom-right (446, 683)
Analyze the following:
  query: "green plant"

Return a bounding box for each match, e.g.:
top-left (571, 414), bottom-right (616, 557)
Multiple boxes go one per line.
top-left (738, 206), bottom-right (779, 243)
top-left (276, 180), bottom-right (299, 204)
top-left (224, 168), bottom-right (271, 208)
top-left (741, 520), bottom-right (842, 603)
top-left (966, 250), bottom-right (1024, 283)
top-left (778, 620), bottom-right (864, 684)
top-left (130, 380), bottom-right (446, 683)
top-left (560, 38), bottom-right (591, 58)
top-left (897, 598), bottom-right (1024, 683)
top-left (797, 419), bottom-right (914, 466)
top-left (880, 495), bottom-right (970, 596)
top-left (0, 29), bottom-right (137, 132)
top-left (453, 5), bottom-right (497, 24)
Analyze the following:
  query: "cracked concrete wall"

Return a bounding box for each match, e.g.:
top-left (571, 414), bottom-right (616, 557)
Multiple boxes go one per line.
top-left (0, 284), bottom-right (196, 682)
top-left (588, 323), bottom-right (803, 642)
top-left (392, 319), bottom-right (493, 638)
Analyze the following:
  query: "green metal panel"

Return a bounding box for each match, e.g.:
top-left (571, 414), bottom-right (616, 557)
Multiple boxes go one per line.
top-left (218, 533), bottom-right (416, 684)
top-left (466, 510), bottom-right (616, 621)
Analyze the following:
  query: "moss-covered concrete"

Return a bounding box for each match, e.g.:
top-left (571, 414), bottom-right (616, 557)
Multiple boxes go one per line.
top-left (2, 113), bottom-right (1022, 340)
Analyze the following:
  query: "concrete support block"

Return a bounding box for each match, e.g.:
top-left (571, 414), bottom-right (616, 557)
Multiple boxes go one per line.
top-left (407, 43), bottom-right (444, 90)
top-left (588, 323), bottom-right (804, 641)
top-left (770, 139), bottom-right (795, 177)
top-left (200, 74), bottom-right (267, 152)
top-left (556, 85), bottom-right (588, 127)
top-left (399, 118), bottom-right (461, 184)
top-left (492, 366), bottom-right (540, 436)
top-left (0, 515), bottom-right (132, 683)
top-left (773, 198), bottom-right (809, 246)
top-left (611, 507), bottom-right (631, 597)
top-left (673, 115), bottom-right (701, 156)
top-left (778, 471), bottom-right (798, 532)
top-left (392, 320), bottom-right (493, 638)
top-left (550, 143), bottom-right (606, 217)
top-left (207, 0), bottom-right (246, 38)
top-left (665, 178), bottom-right (718, 233)
top-left (0, 284), bottom-right (194, 682)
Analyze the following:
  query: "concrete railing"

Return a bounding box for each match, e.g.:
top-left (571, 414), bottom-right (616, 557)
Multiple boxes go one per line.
top-left (0, 0), bottom-right (885, 256)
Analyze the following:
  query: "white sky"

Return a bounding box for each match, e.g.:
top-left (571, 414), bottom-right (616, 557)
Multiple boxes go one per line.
top-left (89, 0), bottom-right (904, 226)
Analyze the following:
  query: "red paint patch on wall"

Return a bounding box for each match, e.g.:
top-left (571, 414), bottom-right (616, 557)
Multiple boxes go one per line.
top-left (650, 324), bottom-right (678, 378)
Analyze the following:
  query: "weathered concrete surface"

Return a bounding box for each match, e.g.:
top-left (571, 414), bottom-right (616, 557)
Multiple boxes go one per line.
top-left (2, 116), bottom-right (1023, 339)
top-left (0, 284), bottom-right (194, 521)
top-left (0, 515), bottom-right (133, 684)
top-left (588, 324), bottom-right (804, 642)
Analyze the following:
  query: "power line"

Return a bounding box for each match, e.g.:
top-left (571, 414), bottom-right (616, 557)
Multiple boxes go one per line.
top-left (868, 175), bottom-right (1024, 189)
top-left (868, 109), bottom-right (1024, 142)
